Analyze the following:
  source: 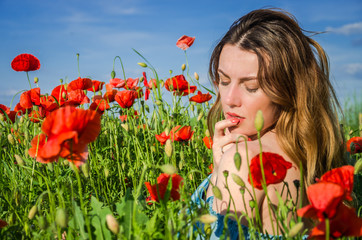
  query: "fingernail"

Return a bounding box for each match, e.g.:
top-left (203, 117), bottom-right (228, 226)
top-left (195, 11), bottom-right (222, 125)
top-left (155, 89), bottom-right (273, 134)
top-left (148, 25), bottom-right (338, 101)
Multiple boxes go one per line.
top-left (231, 119), bottom-right (240, 124)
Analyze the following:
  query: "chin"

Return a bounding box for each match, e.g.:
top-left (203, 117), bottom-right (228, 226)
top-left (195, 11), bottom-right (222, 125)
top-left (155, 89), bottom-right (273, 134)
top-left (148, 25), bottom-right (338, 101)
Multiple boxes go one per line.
top-left (228, 126), bottom-right (256, 137)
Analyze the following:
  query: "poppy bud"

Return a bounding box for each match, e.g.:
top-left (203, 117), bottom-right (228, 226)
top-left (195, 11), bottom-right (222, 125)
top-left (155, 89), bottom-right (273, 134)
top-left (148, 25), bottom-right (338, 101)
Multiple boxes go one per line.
top-left (48, 163), bottom-right (53, 172)
top-left (55, 208), bottom-right (68, 228)
top-left (249, 200), bottom-right (256, 209)
top-left (205, 102), bottom-right (209, 106)
top-left (14, 190), bottom-right (21, 206)
top-left (181, 64), bottom-right (186, 71)
top-left (14, 154), bottom-right (25, 167)
top-left (199, 214), bottom-right (217, 224)
top-left (145, 105), bottom-right (149, 113)
top-left (155, 100), bottom-right (162, 106)
top-left (121, 123), bottom-right (129, 132)
top-left (194, 72), bottom-right (199, 80)
top-left (111, 70), bottom-right (116, 79)
top-left (165, 139), bottom-right (173, 157)
top-left (38, 215), bottom-right (48, 230)
top-left (28, 205), bottom-right (38, 220)
top-left (197, 111), bottom-right (204, 121)
top-left (223, 170), bottom-right (229, 178)
top-left (287, 222), bottom-right (304, 238)
top-left (34, 77), bottom-right (39, 83)
top-left (60, 78), bottom-right (63, 84)
top-left (234, 152), bottom-right (242, 171)
top-left (205, 129), bottom-right (210, 137)
top-left (355, 159), bottom-right (362, 174)
top-left (169, 70), bottom-right (173, 75)
top-left (160, 80), bottom-right (164, 88)
top-left (106, 214), bottom-right (119, 234)
top-left (62, 92), bottom-right (67, 99)
top-left (164, 127), bottom-right (170, 136)
top-left (231, 173), bottom-right (245, 187)
top-left (138, 62), bottom-right (147, 68)
top-left (104, 168), bottom-right (110, 178)
top-left (178, 160), bottom-right (184, 170)
top-left (212, 186), bottom-right (222, 200)
top-left (190, 104), bottom-right (194, 112)
top-left (254, 110), bottom-right (264, 132)
top-left (161, 164), bottom-right (177, 175)
top-left (7, 134), bottom-right (16, 145)
top-left (81, 163), bottom-right (90, 178)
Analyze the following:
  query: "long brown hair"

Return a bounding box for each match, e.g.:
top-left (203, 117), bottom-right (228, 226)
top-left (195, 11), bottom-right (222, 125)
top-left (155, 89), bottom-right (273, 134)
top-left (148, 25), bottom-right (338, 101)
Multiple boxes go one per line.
top-left (207, 8), bottom-right (346, 186)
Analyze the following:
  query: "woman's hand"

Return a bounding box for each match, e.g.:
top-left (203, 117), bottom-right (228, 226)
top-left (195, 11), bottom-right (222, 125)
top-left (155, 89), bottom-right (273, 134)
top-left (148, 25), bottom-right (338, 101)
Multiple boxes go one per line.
top-left (212, 119), bottom-right (247, 170)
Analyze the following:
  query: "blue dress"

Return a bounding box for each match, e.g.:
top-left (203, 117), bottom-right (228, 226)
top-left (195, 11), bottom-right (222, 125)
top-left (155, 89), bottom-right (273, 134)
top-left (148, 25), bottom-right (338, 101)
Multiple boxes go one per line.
top-left (190, 175), bottom-right (308, 240)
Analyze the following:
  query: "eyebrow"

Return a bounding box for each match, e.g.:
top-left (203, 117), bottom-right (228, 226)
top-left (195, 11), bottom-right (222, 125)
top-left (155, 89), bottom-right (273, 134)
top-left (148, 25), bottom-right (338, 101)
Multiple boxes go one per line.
top-left (217, 69), bottom-right (257, 82)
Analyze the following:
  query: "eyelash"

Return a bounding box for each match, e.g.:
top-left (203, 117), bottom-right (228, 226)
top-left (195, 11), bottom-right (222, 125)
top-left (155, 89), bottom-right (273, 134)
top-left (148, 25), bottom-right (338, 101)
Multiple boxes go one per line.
top-left (219, 81), bottom-right (259, 93)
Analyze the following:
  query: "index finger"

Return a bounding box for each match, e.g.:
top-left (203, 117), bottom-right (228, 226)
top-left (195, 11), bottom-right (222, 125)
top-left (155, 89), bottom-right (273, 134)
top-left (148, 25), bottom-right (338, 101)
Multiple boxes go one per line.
top-left (214, 118), bottom-right (241, 137)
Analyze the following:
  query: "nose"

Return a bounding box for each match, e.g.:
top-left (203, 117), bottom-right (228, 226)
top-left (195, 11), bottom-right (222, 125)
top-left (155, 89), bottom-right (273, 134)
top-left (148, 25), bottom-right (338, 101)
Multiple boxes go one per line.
top-left (224, 83), bottom-right (242, 107)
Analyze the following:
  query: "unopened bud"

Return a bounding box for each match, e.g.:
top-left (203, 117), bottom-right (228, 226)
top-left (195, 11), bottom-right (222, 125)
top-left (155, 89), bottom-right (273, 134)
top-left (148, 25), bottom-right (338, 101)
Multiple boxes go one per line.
top-left (161, 164), bottom-right (177, 175)
top-left (34, 77), bottom-right (39, 84)
top-left (28, 205), bottom-right (38, 220)
top-left (231, 173), bottom-right (245, 187)
top-left (181, 64), bottom-right (186, 71)
top-left (55, 208), bottom-right (68, 228)
top-left (194, 72), bottom-right (199, 80)
top-left (287, 222), bottom-right (304, 238)
top-left (48, 163), bottom-right (53, 171)
top-left (121, 123), bottom-right (129, 132)
top-left (160, 80), bottom-right (164, 88)
top-left (169, 70), bottom-right (173, 75)
top-left (178, 160), bottom-right (184, 170)
top-left (111, 70), bottom-right (116, 79)
top-left (223, 170), bottom-right (229, 178)
top-left (60, 78), bottom-right (63, 84)
top-left (199, 214), bottom-right (217, 224)
top-left (14, 154), bottom-right (25, 166)
top-left (106, 214), bottom-right (119, 234)
top-left (7, 134), bottom-right (16, 145)
top-left (234, 152), bottom-right (242, 171)
top-left (190, 104), bottom-right (194, 112)
top-left (138, 62), bottom-right (147, 68)
top-left (165, 139), bottom-right (173, 157)
top-left (81, 163), bottom-right (90, 178)
top-left (155, 100), bottom-right (162, 106)
top-left (104, 168), bottom-right (110, 178)
top-left (62, 92), bottom-right (67, 99)
top-left (354, 158), bottom-right (362, 174)
top-left (38, 216), bottom-right (48, 230)
top-left (164, 127), bottom-right (170, 136)
top-left (197, 111), bottom-right (204, 121)
top-left (212, 186), bottom-right (222, 200)
top-left (254, 110), bottom-right (264, 132)
top-left (249, 200), bottom-right (256, 209)
top-left (205, 129), bottom-right (210, 137)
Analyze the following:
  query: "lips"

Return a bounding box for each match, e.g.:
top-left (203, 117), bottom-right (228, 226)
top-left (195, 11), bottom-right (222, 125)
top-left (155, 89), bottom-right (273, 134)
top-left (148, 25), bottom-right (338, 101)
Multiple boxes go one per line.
top-left (226, 112), bottom-right (245, 120)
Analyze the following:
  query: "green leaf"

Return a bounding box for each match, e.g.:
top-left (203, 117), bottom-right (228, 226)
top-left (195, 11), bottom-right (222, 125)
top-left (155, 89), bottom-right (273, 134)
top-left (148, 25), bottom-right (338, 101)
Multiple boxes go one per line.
top-left (68, 200), bottom-right (88, 239)
top-left (90, 196), bottom-right (112, 240)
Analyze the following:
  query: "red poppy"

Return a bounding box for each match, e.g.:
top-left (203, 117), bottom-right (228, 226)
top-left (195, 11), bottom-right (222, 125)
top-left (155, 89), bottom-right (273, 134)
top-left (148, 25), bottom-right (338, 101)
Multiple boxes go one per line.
top-left (14, 102), bottom-right (27, 115)
top-left (87, 80), bottom-right (105, 92)
top-left (146, 196), bottom-right (153, 206)
top-left (28, 106), bottom-right (101, 167)
top-left (115, 90), bottom-right (136, 109)
top-left (119, 111), bottom-right (138, 122)
top-left (0, 105), bottom-right (16, 123)
top-left (66, 89), bottom-right (90, 106)
top-left (40, 96), bottom-right (59, 115)
top-left (297, 182), bottom-right (344, 221)
top-left (20, 88), bottom-right (41, 109)
top-left (318, 165), bottom-right (354, 201)
top-left (143, 72), bottom-right (158, 101)
top-left (169, 125), bottom-right (194, 142)
top-left (308, 204), bottom-right (362, 239)
top-left (11, 53), bottom-right (40, 72)
top-left (67, 77), bottom-right (93, 91)
top-left (248, 152), bottom-right (292, 190)
top-left (29, 107), bottom-right (46, 123)
top-left (109, 78), bottom-right (126, 88)
top-left (0, 219), bottom-right (8, 228)
top-left (202, 136), bottom-right (213, 149)
top-left (189, 91), bottom-right (212, 103)
top-left (346, 136), bottom-right (362, 154)
top-left (208, 164), bottom-right (214, 174)
top-left (144, 173), bottom-right (183, 202)
top-left (90, 95), bottom-right (110, 114)
top-left (176, 35), bottom-right (195, 50)
top-left (155, 131), bottom-right (170, 145)
top-left (51, 85), bottom-right (68, 106)
top-left (165, 75), bottom-right (196, 96)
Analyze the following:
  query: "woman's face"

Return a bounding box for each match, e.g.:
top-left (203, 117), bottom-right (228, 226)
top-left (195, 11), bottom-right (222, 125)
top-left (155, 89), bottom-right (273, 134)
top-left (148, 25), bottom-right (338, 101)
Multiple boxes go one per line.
top-left (218, 44), bottom-right (278, 136)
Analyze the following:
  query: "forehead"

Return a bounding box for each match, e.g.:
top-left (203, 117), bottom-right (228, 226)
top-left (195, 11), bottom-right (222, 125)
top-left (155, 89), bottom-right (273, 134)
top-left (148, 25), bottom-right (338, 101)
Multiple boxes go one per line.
top-left (218, 44), bottom-right (259, 78)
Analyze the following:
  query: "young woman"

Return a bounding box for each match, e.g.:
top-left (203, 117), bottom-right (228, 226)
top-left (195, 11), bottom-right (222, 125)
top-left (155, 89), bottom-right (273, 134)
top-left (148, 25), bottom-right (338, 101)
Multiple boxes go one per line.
top-left (191, 8), bottom-right (346, 239)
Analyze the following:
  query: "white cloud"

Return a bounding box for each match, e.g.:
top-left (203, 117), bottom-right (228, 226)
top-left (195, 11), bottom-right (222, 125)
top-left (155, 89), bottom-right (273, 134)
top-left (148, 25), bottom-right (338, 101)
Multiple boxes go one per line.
top-left (58, 11), bottom-right (99, 24)
top-left (345, 63), bottom-right (362, 76)
top-left (326, 22), bottom-right (362, 35)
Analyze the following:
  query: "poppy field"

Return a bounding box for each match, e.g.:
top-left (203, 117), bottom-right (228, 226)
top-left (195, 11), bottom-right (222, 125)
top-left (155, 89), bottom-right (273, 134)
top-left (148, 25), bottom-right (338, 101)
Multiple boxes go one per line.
top-left (1, 36), bottom-right (362, 239)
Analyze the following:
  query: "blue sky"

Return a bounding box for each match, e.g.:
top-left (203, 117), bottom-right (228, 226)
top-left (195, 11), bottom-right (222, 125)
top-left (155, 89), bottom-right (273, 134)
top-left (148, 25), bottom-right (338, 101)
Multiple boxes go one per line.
top-left (0, 0), bottom-right (361, 108)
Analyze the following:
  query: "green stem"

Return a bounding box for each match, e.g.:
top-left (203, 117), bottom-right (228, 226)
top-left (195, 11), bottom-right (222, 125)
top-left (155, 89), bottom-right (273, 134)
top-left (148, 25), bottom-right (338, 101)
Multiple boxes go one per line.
top-left (26, 72), bottom-right (32, 89)
top-left (325, 218), bottom-right (330, 240)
